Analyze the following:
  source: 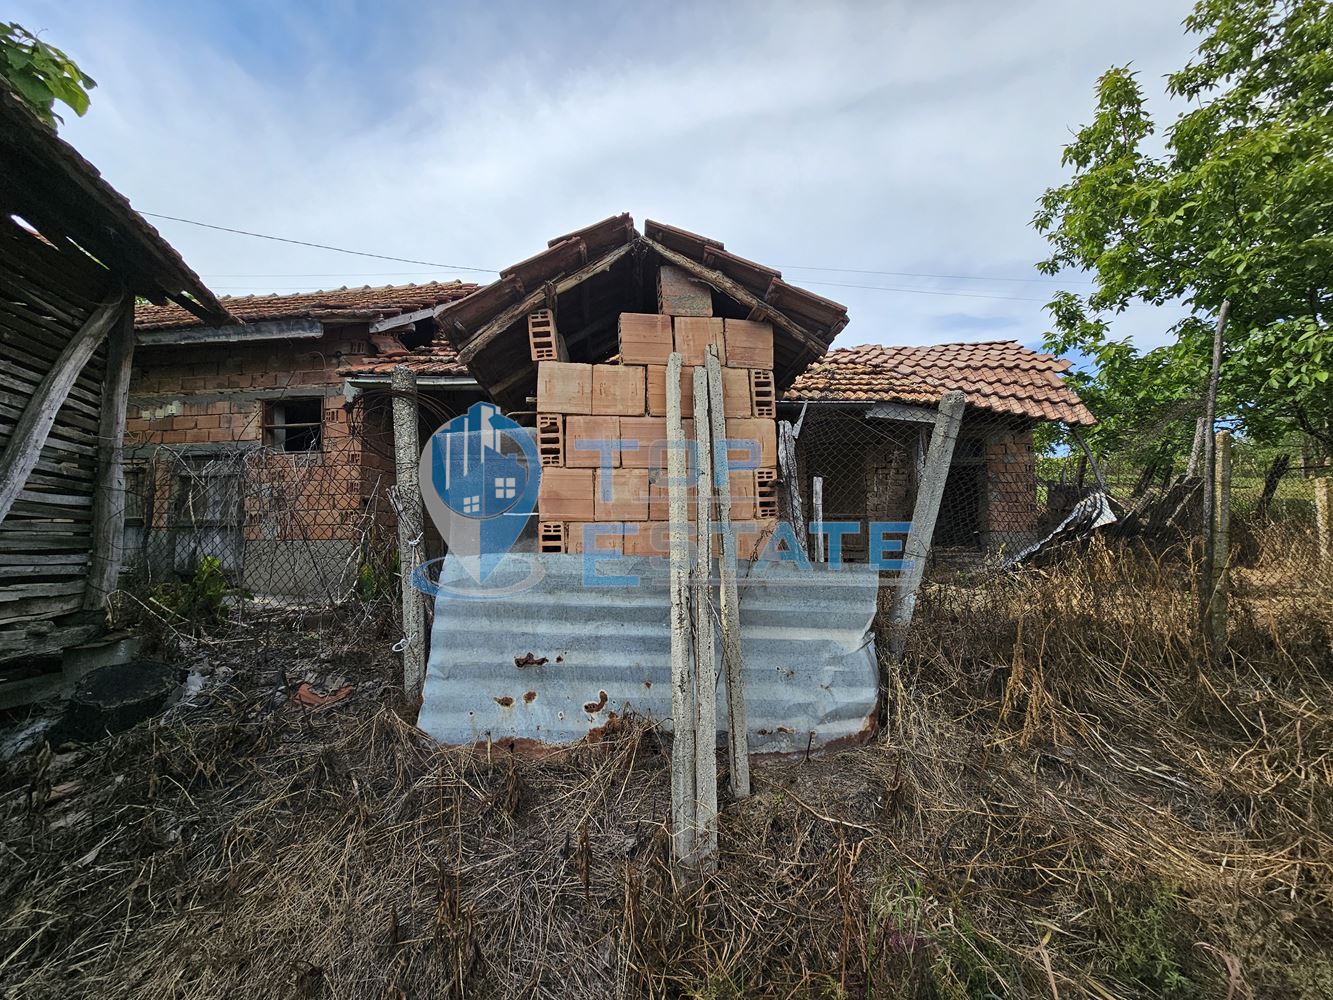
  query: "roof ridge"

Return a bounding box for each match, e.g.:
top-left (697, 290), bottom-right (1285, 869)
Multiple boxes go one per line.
top-left (838, 339), bottom-right (1027, 351)
top-left (211, 278), bottom-right (475, 301)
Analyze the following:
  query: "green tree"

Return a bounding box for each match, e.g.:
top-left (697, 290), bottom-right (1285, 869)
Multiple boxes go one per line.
top-left (1034, 0), bottom-right (1333, 459)
top-left (1, 22), bottom-right (95, 126)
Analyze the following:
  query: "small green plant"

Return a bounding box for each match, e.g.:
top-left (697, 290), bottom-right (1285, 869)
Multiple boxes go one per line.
top-left (356, 556), bottom-right (396, 602)
top-left (1102, 884), bottom-right (1201, 999)
top-left (930, 910), bottom-right (1014, 1000)
top-left (867, 873), bottom-right (929, 986)
top-left (865, 875), bottom-right (1014, 999)
top-left (152, 555), bottom-right (248, 623)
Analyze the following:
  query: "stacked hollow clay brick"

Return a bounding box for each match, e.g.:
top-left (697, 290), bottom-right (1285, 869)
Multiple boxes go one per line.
top-left (534, 265), bottom-right (780, 558)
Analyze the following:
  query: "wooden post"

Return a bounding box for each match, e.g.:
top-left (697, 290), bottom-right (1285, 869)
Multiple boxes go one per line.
top-left (665, 351), bottom-right (696, 864)
top-left (691, 363), bottom-right (719, 868)
top-left (85, 298), bottom-right (136, 609)
top-left (391, 365), bottom-right (427, 706)
top-left (1184, 416), bottom-right (1207, 479)
top-left (705, 347), bottom-right (749, 800)
top-left (1315, 471), bottom-right (1333, 567)
top-left (777, 420), bottom-right (806, 557)
top-left (0, 293), bottom-right (123, 525)
top-left (812, 476), bottom-right (825, 562)
top-left (888, 391), bottom-right (966, 658)
top-left (1200, 300), bottom-right (1230, 635)
top-left (1209, 429), bottom-right (1232, 646)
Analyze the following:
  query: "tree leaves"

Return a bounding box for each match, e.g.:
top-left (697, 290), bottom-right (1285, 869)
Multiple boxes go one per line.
top-left (1, 22), bottom-right (95, 127)
top-left (1033, 0), bottom-right (1332, 455)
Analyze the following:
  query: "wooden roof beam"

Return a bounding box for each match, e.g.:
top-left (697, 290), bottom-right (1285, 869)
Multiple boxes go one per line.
top-left (638, 236), bottom-right (819, 354)
top-left (456, 240), bottom-right (635, 366)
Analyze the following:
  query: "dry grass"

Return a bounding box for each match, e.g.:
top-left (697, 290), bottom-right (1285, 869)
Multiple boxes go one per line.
top-left (2, 539), bottom-right (1331, 999)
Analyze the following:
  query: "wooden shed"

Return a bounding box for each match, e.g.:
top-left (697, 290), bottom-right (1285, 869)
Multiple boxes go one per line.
top-left (0, 81), bottom-right (228, 703)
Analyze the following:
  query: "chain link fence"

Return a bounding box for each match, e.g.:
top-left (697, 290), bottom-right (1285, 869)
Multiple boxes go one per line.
top-left (792, 405), bottom-right (1053, 566)
top-left (113, 396), bottom-right (1330, 644)
top-left (788, 404), bottom-right (1332, 631)
top-left (120, 435), bottom-right (400, 609)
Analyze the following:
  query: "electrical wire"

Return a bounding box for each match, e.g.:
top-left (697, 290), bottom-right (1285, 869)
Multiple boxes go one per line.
top-left (149, 210), bottom-right (1100, 302)
top-left (792, 279), bottom-right (1054, 303)
top-left (779, 264), bottom-right (1094, 285)
top-left (141, 212), bottom-right (499, 273)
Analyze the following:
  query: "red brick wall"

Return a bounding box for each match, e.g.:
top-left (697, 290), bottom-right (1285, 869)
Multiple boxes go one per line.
top-left (127, 328), bottom-right (369, 446)
top-left (982, 424), bottom-right (1039, 546)
top-left (126, 326), bottom-right (380, 541)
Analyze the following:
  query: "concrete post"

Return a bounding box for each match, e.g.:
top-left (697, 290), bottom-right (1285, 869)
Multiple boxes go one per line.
top-left (391, 365), bottom-right (427, 706)
top-left (1209, 430), bottom-right (1232, 646)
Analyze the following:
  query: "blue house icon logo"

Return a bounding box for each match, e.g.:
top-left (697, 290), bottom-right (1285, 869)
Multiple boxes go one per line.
top-left (420, 402), bottom-right (540, 585)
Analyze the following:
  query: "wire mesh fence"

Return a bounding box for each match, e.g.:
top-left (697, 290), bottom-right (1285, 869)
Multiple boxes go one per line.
top-left (788, 404), bottom-right (1332, 631)
top-left (112, 393), bottom-right (1330, 649)
top-left (120, 435), bottom-right (400, 609)
top-left (792, 405), bottom-right (1053, 567)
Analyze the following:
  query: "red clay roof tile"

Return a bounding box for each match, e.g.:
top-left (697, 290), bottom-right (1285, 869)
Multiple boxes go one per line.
top-left (134, 281), bottom-right (479, 331)
top-left (785, 340), bottom-right (1094, 426)
top-left (338, 341), bottom-right (469, 378)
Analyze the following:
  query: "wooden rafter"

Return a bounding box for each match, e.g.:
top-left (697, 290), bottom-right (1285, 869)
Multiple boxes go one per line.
top-left (455, 241), bottom-right (635, 366)
top-left (639, 236), bottom-right (820, 353)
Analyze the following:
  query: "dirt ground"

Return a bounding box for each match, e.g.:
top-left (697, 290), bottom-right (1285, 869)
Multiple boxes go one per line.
top-left (2, 545), bottom-right (1331, 999)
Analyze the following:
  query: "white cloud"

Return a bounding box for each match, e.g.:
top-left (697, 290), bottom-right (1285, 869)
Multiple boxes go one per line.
top-left (14, 0), bottom-right (1199, 356)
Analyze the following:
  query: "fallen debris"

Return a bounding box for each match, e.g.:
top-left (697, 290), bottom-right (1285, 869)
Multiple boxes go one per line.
top-left (61, 659), bottom-right (180, 741)
top-left (288, 682), bottom-right (355, 711)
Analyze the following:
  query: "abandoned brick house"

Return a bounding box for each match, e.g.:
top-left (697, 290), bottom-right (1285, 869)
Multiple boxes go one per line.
top-left (786, 341), bottom-right (1096, 558)
top-left (128, 282), bottom-right (480, 597)
top-left (124, 215), bottom-right (1094, 597)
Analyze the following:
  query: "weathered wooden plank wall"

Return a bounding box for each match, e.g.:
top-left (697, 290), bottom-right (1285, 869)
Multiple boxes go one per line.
top-left (0, 215), bottom-right (112, 659)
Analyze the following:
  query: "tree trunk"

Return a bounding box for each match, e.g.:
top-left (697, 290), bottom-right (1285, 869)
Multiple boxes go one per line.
top-left (1184, 416), bottom-right (1207, 479)
top-left (1256, 454), bottom-right (1290, 521)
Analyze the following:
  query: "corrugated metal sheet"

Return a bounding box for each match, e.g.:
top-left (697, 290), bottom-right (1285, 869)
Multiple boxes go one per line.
top-left (418, 554), bottom-right (880, 754)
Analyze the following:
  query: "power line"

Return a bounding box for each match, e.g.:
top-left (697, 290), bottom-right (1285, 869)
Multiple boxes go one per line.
top-left (149, 210), bottom-right (1096, 300)
top-left (780, 263), bottom-right (1095, 285)
top-left (203, 278), bottom-right (1089, 305)
top-left (793, 279), bottom-right (1056, 303)
top-left (141, 212), bottom-right (500, 273)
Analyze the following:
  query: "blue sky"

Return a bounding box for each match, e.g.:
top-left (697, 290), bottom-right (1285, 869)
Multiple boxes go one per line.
top-left (15, 0), bottom-right (1198, 356)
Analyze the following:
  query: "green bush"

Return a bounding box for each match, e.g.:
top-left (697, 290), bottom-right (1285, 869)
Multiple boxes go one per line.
top-left (151, 555), bottom-right (248, 623)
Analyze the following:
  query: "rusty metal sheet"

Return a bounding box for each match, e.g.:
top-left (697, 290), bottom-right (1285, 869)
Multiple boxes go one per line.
top-left (417, 554), bottom-right (880, 755)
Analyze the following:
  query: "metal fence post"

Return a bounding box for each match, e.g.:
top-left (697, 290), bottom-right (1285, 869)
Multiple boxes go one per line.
top-left (391, 365), bottom-right (427, 707)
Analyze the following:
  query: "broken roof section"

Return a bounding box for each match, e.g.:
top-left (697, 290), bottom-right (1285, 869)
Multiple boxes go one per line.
top-left (786, 341), bottom-right (1096, 426)
top-left (136, 280), bottom-right (479, 331)
top-left (436, 214), bottom-right (850, 409)
top-left (0, 81), bottom-right (228, 324)
top-left (341, 341), bottom-right (471, 379)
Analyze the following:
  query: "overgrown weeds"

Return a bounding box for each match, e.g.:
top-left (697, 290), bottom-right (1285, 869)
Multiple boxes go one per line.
top-left (1, 538), bottom-right (1330, 998)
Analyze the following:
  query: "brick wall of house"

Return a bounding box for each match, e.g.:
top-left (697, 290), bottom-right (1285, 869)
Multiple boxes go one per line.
top-left (981, 424), bottom-right (1039, 549)
top-left (124, 326), bottom-right (391, 595)
top-left (127, 327), bottom-right (367, 449)
top-left (864, 439), bottom-right (913, 524)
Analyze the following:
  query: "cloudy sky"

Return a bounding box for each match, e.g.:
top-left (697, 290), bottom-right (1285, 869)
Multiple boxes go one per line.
top-left (16, 0), bottom-right (1199, 355)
